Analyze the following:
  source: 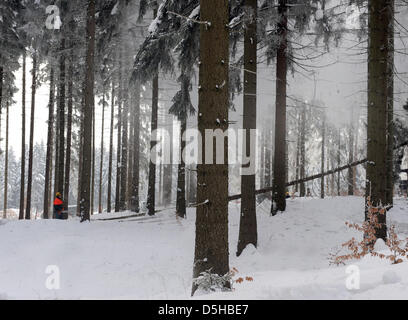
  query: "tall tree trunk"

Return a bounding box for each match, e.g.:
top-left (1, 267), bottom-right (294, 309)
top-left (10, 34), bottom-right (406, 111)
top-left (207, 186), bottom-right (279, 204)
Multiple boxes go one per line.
top-left (79, 0), bottom-right (96, 222)
top-left (386, 0), bottom-right (394, 207)
top-left (19, 53), bottom-right (26, 219)
top-left (130, 83), bottom-right (140, 213)
top-left (272, 0), bottom-right (288, 213)
top-left (3, 100), bottom-right (9, 219)
top-left (56, 38), bottom-right (66, 197)
top-left (321, 113), bottom-right (325, 199)
top-left (147, 8), bottom-right (159, 216)
top-left (64, 54), bottom-right (73, 207)
top-left (337, 130), bottom-right (341, 196)
top-left (366, 0), bottom-right (390, 239)
top-left (126, 93), bottom-right (134, 208)
top-left (115, 99), bottom-right (122, 212)
top-left (26, 54), bottom-right (37, 220)
top-left (162, 115), bottom-right (173, 207)
top-left (91, 95), bottom-right (96, 214)
top-left (107, 84), bottom-right (115, 213)
top-left (119, 90), bottom-right (128, 211)
top-left (98, 91), bottom-right (105, 213)
top-left (76, 94), bottom-right (85, 216)
top-left (348, 112), bottom-right (354, 196)
top-left (43, 67), bottom-right (55, 219)
top-left (176, 117), bottom-right (186, 218)
top-left (237, 0), bottom-right (257, 256)
top-left (299, 104), bottom-right (306, 197)
top-left (192, 0), bottom-right (230, 295)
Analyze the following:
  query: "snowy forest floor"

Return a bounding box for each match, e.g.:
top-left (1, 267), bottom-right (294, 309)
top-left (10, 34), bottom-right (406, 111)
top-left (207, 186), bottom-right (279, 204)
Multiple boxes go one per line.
top-left (1, 196), bottom-right (408, 299)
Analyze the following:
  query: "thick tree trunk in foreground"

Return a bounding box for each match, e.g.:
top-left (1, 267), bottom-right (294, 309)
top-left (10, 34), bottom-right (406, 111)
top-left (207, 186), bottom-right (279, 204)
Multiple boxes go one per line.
top-left (25, 54), bottom-right (37, 220)
top-left (386, 0), bottom-right (394, 207)
top-left (192, 0), bottom-right (230, 295)
top-left (19, 53), bottom-right (26, 219)
top-left (237, 0), bottom-right (257, 257)
top-left (366, 0), bottom-right (390, 240)
top-left (272, 0), bottom-right (288, 213)
top-left (79, 0), bottom-right (96, 222)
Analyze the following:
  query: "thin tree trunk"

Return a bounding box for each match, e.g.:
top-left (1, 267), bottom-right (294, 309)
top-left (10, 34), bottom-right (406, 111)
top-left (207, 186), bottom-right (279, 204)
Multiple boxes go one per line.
top-left (91, 96), bottom-right (96, 214)
top-left (192, 0), bottom-right (230, 295)
top-left (115, 99), bottom-right (122, 212)
top-left (272, 0), bottom-right (288, 213)
top-left (3, 100), bottom-right (9, 219)
top-left (26, 54), bottom-right (37, 220)
top-left (176, 117), bottom-right (186, 218)
top-left (119, 89), bottom-right (128, 211)
top-left (64, 54), bottom-right (73, 207)
top-left (79, 0), bottom-right (96, 222)
top-left (43, 67), bottom-right (55, 219)
top-left (237, 0), bottom-right (257, 256)
top-left (107, 84), bottom-right (115, 212)
top-left (162, 115), bottom-right (173, 207)
top-left (348, 112), bottom-right (354, 196)
top-left (98, 91), bottom-right (105, 213)
top-left (321, 113), bottom-right (325, 198)
top-left (147, 10), bottom-right (159, 216)
top-left (76, 94), bottom-right (85, 216)
top-left (130, 83), bottom-right (140, 213)
top-left (337, 130), bottom-right (341, 196)
top-left (56, 38), bottom-right (66, 196)
top-left (299, 104), bottom-right (306, 197)
top-left (19, 53), bottom-right (26, 219)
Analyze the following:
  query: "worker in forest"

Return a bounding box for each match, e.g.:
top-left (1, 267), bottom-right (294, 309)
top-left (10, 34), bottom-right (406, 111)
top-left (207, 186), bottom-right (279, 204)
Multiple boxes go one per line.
top-left (53, 192), bottom-right (65, 219)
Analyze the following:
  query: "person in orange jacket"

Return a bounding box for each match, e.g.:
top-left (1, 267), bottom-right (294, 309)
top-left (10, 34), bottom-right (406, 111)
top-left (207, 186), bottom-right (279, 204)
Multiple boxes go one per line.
top-left (53, 192), bottom-right (64, 219)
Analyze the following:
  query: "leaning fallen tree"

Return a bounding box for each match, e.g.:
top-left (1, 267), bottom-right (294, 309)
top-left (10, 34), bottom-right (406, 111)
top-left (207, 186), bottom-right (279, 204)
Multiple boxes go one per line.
top-left (228, 140), bottom-right (408, 201)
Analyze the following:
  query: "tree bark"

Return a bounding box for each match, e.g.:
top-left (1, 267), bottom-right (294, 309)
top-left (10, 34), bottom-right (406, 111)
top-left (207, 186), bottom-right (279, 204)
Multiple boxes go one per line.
top-left (55, 38), bottom-right (66, 197)
top-left (321, 113), bottom-right (325, 198)
top-left (147, 8), bottom-right (159, 216)
top-left (176, 117), bottom-right (186, 218)
top-left (366, 0), bottom-right (390, 240)
top-left (26, 54), bottom-right (37, 220)
top-left (237, 0), bottom-right (257, 256)
top-left (130, 83), bottom-right (140, 213)
top-left (79, 0), bottom-right (96, 222)
top-left (98, 91), bottom-right (105, 213)
top-left (386, 0), bottom-right (394, 207)
top-left (107, 84), bottom-right (115, 212)
top-left (43, 67), bottom-right (55, 219)
top-left (3, 100), bottom-right (9, 219)
top-left (272, 0), bottom-right (288, 212)
top-left (348, 112), bottom-right (355, 196)
top-left (192, 0), bottom-right (230, 295)
top-left (299, 104), bottom-right (306, 197)
top-left (19, 53), bottom-right (26, 219)
top-left (64, 53), bottom-right (73, 207)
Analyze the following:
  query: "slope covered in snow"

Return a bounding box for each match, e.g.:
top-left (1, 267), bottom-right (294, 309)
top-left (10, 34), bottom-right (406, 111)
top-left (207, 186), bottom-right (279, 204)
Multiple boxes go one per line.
top-left (0, 196), bottom-right (407, 299)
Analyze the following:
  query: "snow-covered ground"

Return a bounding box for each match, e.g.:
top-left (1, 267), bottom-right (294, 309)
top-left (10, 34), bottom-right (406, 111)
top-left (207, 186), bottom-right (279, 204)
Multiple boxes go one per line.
top-left (0, 196), bottom-right (408, 299)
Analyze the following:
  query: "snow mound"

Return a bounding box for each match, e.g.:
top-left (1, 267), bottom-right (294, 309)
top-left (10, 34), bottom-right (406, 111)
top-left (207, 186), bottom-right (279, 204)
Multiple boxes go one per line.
top-left (374, 239), bottom-right (388, 252)
top-left (382, 270), bottom-right (401, 285)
